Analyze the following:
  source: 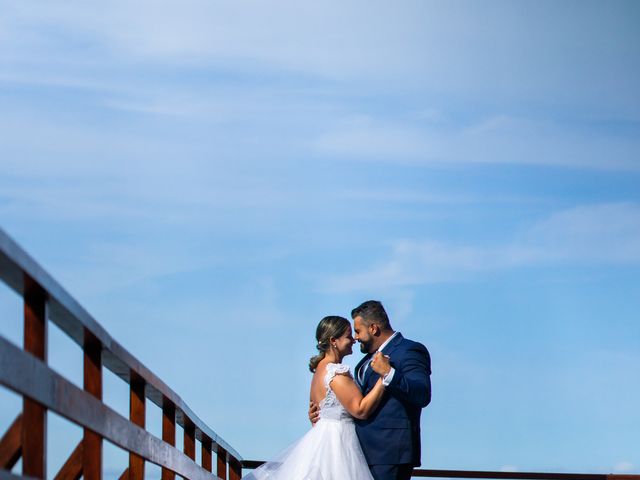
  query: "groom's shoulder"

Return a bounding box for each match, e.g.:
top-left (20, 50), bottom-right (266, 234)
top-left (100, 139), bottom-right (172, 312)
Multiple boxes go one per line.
top-left (397, 333), bottom-right (426, 349)
top-left (398, 335), bottom-right (430, 356)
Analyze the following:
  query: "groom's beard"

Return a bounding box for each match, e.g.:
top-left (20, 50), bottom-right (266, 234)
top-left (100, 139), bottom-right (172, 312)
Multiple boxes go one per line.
top-left (359, 340), bottom-right (373, 353)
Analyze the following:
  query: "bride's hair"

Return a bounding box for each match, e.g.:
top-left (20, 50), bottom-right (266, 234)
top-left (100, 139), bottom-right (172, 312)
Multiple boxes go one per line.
top-left (309, 315), bottom-right (350, 373)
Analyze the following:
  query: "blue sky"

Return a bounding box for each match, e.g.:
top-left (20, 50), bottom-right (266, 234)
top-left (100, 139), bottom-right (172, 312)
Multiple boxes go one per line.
top-left (1, 0), bottom-right (639, 477)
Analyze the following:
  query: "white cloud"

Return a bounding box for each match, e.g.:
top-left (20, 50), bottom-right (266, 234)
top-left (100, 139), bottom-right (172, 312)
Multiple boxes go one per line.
top-left (325, 202), bottom-right (640, 292)
top-left (2, 0), bottom-right (639, 114)
top-left (315, 115), bottom-right (430, 160)
top-left (314, 114), bottom-right (640, 171)
top-left (521, 203), bottom-right (640, 263)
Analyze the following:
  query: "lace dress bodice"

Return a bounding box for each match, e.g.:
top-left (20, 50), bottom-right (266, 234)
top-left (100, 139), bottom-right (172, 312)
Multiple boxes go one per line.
top-left (245, 362), bottom-right (373, 479)
top-left (319, 363), bottom-right (353, 421)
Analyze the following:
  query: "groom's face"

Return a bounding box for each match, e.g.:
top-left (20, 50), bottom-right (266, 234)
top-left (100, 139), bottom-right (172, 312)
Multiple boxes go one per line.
top-left (353, 316), bottom-right (375, 354)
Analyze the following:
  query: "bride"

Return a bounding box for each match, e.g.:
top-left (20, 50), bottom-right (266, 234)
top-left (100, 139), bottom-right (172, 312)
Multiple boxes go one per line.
top-left (245, 315), bottom-right (387, 480)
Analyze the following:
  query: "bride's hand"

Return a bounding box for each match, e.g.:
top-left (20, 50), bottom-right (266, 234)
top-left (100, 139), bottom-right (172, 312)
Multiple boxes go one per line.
top-left (370, 351), bottom-right (391, 377)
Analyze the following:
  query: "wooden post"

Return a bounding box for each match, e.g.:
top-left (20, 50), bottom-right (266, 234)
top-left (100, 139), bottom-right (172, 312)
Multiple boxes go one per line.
top-left (83, 330), bottom-right (102, 480)
top-left (183, 419), bottom-right (195, 461)
top-left (201, 436), bottom-right (212, 473)
top-left (129, 374), bottom-right (145, 480)
top-left (229, 456), bottom-right (241, 480)
top-left (161, 402), bottom-right (176, 480)
top-left (22, 275), bottom-right (47, 479)
top-left (216, 447), bottom-right (227, 480)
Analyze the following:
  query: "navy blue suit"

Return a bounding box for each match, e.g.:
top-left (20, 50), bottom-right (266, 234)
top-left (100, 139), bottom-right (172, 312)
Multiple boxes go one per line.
top-left (354, 333), bottom-right (431, 479)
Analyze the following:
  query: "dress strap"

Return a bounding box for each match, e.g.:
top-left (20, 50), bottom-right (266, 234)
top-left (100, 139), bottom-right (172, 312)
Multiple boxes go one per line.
top-left (324, 363), bottom-right (351, 389)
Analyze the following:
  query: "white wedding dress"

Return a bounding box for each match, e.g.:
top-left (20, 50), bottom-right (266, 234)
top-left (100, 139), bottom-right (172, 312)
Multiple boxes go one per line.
top-left (244, 363), bottom-right (374, 480)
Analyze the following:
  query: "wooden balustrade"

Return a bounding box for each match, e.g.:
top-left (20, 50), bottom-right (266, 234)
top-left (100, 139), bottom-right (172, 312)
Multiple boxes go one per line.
top-left (0, 227), bottom-right (242, 479)
top-left (242, 460), bottom-right (640, 480)
top-left (2, 227), bottom-right (639, 480)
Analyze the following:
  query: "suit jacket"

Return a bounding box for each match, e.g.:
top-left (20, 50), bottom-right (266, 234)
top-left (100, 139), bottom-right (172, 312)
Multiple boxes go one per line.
top-left (354, 333), bottom-right (431, 467)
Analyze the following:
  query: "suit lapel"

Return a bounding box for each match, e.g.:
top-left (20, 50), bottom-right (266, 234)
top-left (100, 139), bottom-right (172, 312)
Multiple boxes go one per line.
top-left (355, 353), bottom-right (372, 390)
top-left (381, 332), bottom-right (403, 358)
top-left (362, 358), bottom-right (377, 389)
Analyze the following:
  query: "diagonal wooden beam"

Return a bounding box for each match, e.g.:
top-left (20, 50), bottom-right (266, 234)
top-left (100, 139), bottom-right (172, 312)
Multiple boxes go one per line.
top-left (0, 414), bottom-right (22, 469)
top-left (53, 440), bottom-right (83, 480)
top-left (118, 467), bottom-right (129, 480)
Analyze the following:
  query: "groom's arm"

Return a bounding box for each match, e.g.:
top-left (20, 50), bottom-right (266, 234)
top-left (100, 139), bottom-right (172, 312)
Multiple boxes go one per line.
top-left (376, 344), bottom-right (431, 408)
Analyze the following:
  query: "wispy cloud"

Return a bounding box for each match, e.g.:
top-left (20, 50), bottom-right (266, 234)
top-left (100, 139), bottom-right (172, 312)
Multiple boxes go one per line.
top-left (324, 202), bottom-right (640, 292)
top-left (315, 114), bottom-right (640, 171)
top-left (2, 1), bottom-right (639, 113)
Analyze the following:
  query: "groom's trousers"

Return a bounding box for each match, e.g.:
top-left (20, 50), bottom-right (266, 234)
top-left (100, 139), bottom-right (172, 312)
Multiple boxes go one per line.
top-left (369, 463), bottom-right (413, 480)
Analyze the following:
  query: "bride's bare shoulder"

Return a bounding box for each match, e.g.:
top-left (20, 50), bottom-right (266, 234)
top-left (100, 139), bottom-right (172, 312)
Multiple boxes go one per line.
top-left (312, 359), bottom-right (330, 380)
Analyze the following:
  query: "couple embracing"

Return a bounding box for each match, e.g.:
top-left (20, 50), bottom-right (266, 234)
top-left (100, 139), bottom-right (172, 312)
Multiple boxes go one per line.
top-left (246, 300), bottom-right (432, 480)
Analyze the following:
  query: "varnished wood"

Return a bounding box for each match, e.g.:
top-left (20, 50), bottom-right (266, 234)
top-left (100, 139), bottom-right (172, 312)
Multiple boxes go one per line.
top-left (0, 414), bottom-right (22, 469)
top-left (161, 402), bottom-right (176, 480)
top-left (183, 419), bottom-right (195, 461)
top-left (129, 375), bottom-right (145, 480)
top-left (118, 468), bottom-right (129, 480)
top-left (229, 456), bottom-right (241, 480)
top-left (83, 330), bottom-right (102, 480)
top-left (411, 470), bottom-right (612, 479)
top-left (22, 275), bottom-right (47, 479)
top-left (53, 440), bottom-right (83, 480)
top-left (0, 335), bottom-right (215, 480)
top-left (201, 436), bottom-right (212, 472)
top-left (216, 447), bottom-right (227, 480)
top-left (0, 228), bottom-right (242, 462)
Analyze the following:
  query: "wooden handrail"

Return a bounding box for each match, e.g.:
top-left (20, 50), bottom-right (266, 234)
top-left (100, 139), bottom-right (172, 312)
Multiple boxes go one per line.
top-left (411, 470), bottom-right (640, 480)
top-left (0, 227), bottom-right (241, 479)
top-left (0, 335), bottom-right (214, 480)
top-left (0, 227), bottom-right (241, 461)
top-left (3, 226), bottom-right (638, 480)
top-left (242, 461), bottom-right (639, 480)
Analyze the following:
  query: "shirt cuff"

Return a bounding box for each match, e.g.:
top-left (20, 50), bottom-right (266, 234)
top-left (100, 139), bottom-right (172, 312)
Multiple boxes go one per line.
top-left (382, 367), bottom-right (395, 386)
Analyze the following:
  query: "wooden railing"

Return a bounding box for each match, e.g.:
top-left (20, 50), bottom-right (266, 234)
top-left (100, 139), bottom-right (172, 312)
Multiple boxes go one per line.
top-left (0, 227), bottom-right (243, 480)
top-left (243, 461), bottom-right (639, 480)
top-left (1, 226), bottom-right (638, 480)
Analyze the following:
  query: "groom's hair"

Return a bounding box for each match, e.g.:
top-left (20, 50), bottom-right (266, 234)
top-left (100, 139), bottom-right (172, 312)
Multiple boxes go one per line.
top-left (351, 300), bottom-right (391, 331)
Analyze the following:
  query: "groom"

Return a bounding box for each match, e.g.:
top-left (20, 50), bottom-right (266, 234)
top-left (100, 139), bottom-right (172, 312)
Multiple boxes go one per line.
top-left (311, 300), bottom-right (431, 480)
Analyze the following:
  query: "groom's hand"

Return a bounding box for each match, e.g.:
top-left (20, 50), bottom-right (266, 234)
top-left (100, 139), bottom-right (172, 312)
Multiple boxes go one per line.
top-left (308, 402), bottom-right (320, 426)
top-left (370, 351), bottom-right (392, 376)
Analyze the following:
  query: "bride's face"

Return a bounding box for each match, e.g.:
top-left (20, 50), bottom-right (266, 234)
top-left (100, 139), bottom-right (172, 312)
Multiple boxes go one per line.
top-left (333, 327), bottom-right (356, 357)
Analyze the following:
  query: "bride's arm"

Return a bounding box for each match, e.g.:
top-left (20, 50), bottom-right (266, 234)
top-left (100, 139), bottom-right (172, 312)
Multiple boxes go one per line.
top-left (331, 360), bottom-right (386, 420)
